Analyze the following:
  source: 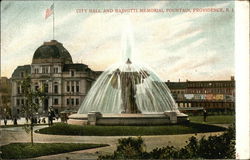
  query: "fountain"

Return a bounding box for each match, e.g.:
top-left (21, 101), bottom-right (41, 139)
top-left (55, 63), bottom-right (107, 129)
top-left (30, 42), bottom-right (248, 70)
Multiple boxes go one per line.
top-left (69, 18), bottom-right (188, 125)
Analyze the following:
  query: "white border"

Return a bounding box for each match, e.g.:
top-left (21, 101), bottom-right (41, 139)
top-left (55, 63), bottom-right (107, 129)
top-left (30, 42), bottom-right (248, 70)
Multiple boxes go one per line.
top-left (235, 1), bottom-right (250, 159)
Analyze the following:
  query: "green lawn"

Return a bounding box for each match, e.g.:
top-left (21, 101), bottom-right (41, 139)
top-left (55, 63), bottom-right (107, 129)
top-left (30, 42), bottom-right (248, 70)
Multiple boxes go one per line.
top-left (0, 143), bottom-right (108, 159)
top-left (189, 115), bottom-right (235, 124)
top-left (35, 122), bottom-right (226, 136)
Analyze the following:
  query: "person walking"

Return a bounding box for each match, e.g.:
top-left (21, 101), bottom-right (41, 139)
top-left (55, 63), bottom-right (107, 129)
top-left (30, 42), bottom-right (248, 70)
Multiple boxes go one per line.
top-left (48, 108), bottom-right (55, 126)
top-left (13, 118), bottom-right (18, 125)
top-left (203, 109), bottom-right (208, 122)
top-left (4, 118), bottom-right (7, 126)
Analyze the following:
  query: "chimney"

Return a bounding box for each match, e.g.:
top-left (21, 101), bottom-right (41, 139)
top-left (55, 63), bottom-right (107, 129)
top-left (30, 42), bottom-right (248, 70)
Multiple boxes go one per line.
top-left (178, 78), bottom-right (180, 82)
top-left (231, 76), bottom-right (234, 81)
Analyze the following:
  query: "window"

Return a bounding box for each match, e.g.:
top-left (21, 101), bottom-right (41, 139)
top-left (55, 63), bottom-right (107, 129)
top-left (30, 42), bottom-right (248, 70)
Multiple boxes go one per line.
top-left (71, 99), bottom-right (74, 105)
top-left (54, 85), bottom-right (58, 93)
top-left (76, 81), bottom-right (80, 92)
top-left (44, 83), bottom-right (48, 93)
top-left (20, 86), bottom-right (23, 94)
top-left (20, 72), bottom-right (24, 77)
top-left (17, 86), bottom-right (20, 94)
top-left (45, 67), bottom-right (49, 73)
top-left (71, 85), bottom-right (75, 92)
top-left (71, 70), bottom-right (75, 77)
top-left (42, 66), bottom-right (49, 73)
top-left (21, 99), bottom-right (24, 105)
top-left (17, 99), bottom-right (20, 106)
top-left (35, 83), bottom-right (39, 91)
top-left (53, 98), bottom-right (58, 105)
top-left (67, 99), bottom-right (70, 105)
top-left (76, 98), bottom-right (79, 105)
top-left (67, 82), bottom-right (70, 92)
top-left (34, 68), bottom-right (39, 74)
top-left (53, 67), bottom-right (58, 73)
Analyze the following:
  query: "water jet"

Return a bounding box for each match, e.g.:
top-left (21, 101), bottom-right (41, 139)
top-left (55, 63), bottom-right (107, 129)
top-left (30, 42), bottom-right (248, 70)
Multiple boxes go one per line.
top-left (69, 18), bottom-right (188, 125)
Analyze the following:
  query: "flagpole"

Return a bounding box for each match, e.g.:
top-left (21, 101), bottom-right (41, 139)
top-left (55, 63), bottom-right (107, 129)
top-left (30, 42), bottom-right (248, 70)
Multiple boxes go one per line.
top-left (53, 1), bottom-right (55, 40)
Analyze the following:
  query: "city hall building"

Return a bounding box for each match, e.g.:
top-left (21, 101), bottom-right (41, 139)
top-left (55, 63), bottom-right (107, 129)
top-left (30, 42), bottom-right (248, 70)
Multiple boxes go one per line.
top-left (11, 40), bottom-right (101, 117)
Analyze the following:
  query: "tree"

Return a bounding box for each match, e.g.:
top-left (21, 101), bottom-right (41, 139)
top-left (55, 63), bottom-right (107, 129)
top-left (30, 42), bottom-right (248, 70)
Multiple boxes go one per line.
top-left (1, 95), bottom-right (11, 118)
top-left (20, 76), bottom-right (46, 145)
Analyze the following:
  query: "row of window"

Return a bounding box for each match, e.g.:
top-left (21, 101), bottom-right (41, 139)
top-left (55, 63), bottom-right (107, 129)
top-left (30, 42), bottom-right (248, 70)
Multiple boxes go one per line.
top-left (16, 98), bottom-right (80, 106)
top-left (16, 99), bottom-right (25, 106)
top-left (18, 80), bottom-right (80, 94)
top-left (53, 98), bottom-right (80, 106)
top-left (66, 81), bottom-right (80, 93)
top-left (16, 98), bottom-right (39, 106)
top-left (177, 102), bottom-right (234, 108)
top-left (172, 88), bottom-right (234, 94)
top-left (33, 67), bottom-right (76, 77)
top-left (17, 85), bottom-right (23, 94)
top-left (66, 98), bottom-right (80, 106)
top-left (33, 67), bottom-right (60, 74)
top-left (187, 82), bottom-right (234, 88)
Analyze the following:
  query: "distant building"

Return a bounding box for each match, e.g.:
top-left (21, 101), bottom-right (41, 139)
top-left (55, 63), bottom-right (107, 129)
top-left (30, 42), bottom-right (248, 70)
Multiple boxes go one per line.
top-left (0, 77), bottom-right (12, 118)
top-left (166, 76), bottom-right (235, 112)
top-left (11, 40), bottom-right (101, 117)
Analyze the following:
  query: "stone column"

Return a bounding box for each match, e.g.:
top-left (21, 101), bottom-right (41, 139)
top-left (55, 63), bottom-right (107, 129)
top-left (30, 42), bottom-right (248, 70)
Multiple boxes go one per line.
top-left (164, 111), bottom-right (177, 124)
top-left (87, 112), bottom-right (102, 125)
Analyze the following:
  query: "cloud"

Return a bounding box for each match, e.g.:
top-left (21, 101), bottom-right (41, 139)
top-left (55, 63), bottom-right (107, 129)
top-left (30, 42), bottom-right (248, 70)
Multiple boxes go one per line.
top-left (1, 1), bottom-right (234, 81)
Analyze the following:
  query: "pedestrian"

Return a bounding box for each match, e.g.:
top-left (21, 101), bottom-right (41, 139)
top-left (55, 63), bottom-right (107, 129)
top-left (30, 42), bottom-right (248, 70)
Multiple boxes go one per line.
top-left (203, 109), bottom-right (208, 122)
top-left (48, 110), bottom-right (54, 126)
top-left (42, 117), bottom-right (46, 124)
top-left (14, 118), bottom-right (18, 125)
top-left (4, 118), bottom-right (7, 126)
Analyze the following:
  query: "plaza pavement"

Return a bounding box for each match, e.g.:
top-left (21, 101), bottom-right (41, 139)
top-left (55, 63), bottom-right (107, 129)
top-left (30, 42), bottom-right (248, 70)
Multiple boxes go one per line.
top-left (0, 123), bottom-right (225, 160)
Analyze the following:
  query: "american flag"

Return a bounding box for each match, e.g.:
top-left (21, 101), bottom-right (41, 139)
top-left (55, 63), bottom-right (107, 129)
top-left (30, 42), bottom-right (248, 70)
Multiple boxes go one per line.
top-left (45, 4), bottom-right (54, 19)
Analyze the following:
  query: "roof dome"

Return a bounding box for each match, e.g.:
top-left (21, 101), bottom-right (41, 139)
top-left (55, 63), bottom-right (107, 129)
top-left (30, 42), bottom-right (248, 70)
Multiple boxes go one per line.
top-left (32, 40), bottom-right (73, 64)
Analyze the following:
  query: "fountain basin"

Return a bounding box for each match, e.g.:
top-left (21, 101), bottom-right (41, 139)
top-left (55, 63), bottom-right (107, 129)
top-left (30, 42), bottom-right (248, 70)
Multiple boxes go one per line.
top-left (68, 111), bottom-right (189, 126)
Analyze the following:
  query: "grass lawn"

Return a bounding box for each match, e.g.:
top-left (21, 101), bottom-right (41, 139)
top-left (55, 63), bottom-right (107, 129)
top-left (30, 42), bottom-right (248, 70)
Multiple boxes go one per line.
top-left (0, 143), bottom-right (108, 159)
top-left (189, 115), bottom-right (235, 124)
top-left (35, 122), bottom-right (226, 136)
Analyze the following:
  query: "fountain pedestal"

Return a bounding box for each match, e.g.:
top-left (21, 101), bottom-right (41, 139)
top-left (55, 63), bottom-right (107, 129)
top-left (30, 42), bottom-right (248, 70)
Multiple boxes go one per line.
top-left (68, 111), bottom-right (189, 126)
top-left (88, 111), bottom-right (102, 125)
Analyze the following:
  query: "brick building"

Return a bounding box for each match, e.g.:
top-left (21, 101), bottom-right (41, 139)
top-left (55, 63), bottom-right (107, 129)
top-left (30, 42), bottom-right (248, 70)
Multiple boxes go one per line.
top-left (166, 77), bottom-right (235, 113)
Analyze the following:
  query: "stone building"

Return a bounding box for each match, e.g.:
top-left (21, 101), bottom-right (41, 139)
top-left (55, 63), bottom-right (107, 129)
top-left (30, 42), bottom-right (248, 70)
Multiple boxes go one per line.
top-left (11, 40), bottom-right (101, 117)
top-left (0, 77), bottom-right (12, 118)
top-left (166, 76), bottom-right (235, 112)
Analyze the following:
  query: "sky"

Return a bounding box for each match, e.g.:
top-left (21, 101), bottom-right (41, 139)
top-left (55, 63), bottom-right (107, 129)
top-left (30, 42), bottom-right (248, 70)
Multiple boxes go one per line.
top-left (1, 0), bottom-right (235, 81)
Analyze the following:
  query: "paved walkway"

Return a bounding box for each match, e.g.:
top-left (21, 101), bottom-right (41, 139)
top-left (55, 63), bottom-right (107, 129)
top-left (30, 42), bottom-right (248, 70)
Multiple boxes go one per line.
top-left (0, 117), bottom-right (61, 126)
top-left (0, 125), bottom-right (225, 160)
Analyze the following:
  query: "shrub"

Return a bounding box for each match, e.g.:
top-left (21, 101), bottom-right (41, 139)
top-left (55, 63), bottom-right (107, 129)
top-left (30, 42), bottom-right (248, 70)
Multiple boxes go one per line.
top-left (98, 137), bottom-right (148, 159)
top-left (99, 125), bottom-right (235, 159)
